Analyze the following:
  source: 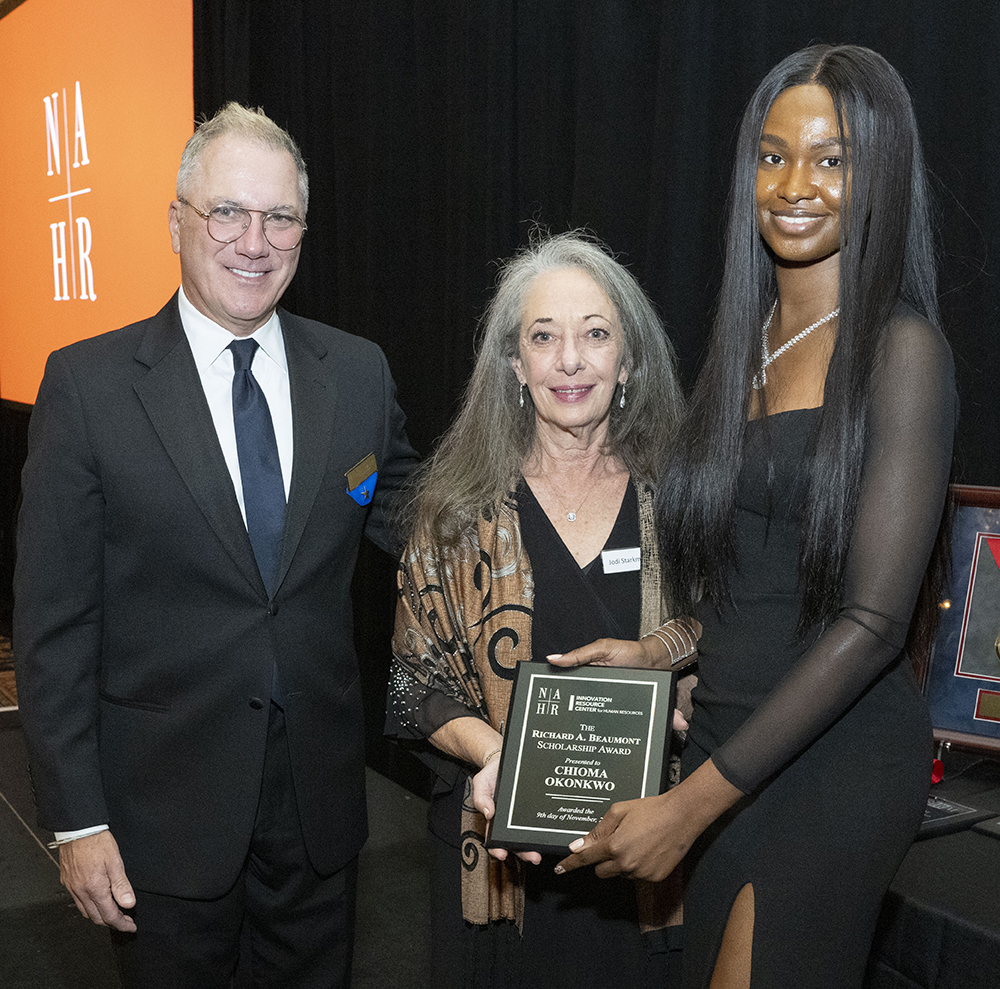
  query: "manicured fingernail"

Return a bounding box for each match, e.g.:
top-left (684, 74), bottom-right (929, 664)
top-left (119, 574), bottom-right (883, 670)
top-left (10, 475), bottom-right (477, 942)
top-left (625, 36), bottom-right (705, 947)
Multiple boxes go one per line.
top-left (569, 838), bottom-right (584, 851)
top-left (546, 654), bottom-right (563, 660)
top-left (553, 865), bottom-right (564, 874)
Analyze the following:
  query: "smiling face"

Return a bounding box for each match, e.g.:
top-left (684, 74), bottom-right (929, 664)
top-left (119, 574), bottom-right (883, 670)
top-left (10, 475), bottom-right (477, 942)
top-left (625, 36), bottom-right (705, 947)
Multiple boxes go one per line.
top-left (756, 84), bottom-right (847, 268)
top-left (512, 267), bottom-right (627, 440)
top-left (168, 134), bottom-right (304, 337)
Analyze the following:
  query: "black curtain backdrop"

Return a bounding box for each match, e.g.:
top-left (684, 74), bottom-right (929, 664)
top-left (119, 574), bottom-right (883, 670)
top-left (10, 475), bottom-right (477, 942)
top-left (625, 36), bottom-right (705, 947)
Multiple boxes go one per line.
top-left (185, 0), bottom-right (999, 783)
top-left (2, 0), bottom-right (998, 786)
top-left (190, 0), bottom-right (999, 479)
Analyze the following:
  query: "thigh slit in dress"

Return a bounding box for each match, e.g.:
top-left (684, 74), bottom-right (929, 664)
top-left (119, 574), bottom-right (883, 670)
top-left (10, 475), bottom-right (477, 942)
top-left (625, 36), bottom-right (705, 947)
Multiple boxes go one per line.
top-left (682, 409), bottom-right (934, 989)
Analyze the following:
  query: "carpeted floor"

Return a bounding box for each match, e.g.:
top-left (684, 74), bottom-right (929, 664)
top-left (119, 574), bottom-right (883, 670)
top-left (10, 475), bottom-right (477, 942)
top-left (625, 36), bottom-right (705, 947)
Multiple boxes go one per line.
top-left (0, 636), bottom-right (16, 707)
top-left (0, 716), bottom-right (431, 988)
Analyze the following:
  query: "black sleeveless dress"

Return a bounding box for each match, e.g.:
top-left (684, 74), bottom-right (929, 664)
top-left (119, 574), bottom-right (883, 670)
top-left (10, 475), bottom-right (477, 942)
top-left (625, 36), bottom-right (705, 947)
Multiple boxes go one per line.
top-left (681, 309), bottom-right (956, 989)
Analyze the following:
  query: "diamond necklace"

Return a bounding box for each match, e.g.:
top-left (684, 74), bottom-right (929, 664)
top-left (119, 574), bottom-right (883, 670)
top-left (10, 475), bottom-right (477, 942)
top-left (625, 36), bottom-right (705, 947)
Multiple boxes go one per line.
top-left (552, 466), bottom-right (608, 522)
top-left (752, 300), bottom-right (840, 390)
top-left (566, 475), bottom-right (599, 522)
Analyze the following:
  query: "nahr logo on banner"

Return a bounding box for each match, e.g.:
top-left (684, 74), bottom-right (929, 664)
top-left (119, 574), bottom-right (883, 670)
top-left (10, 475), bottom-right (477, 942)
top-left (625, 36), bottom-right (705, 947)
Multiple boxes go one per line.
top-left (44, 81), bottom-right (96, 302)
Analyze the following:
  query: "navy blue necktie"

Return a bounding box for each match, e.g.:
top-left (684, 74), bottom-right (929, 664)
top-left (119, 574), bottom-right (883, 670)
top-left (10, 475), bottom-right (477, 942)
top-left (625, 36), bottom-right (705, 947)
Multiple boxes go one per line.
top-left (230, 339), bottom-right (286, 595)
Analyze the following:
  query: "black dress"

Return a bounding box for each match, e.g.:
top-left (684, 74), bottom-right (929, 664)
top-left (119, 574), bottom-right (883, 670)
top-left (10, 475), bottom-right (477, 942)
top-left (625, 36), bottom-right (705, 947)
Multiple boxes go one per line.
top-left (681, 315), bottom-right (957, 989)
top-left (426, 481), bottom-right (675, 989)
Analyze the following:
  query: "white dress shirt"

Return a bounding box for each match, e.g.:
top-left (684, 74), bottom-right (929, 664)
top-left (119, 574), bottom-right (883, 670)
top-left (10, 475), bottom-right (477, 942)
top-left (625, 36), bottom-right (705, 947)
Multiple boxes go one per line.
top-left (54, 290), bottom-right (294, 844)
top-left (177, 286), bottom-right (294, 508)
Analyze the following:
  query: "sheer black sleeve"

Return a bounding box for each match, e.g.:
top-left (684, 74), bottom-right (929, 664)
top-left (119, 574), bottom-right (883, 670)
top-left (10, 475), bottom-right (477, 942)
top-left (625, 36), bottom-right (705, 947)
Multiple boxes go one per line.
top-left (712, 313), bottom-right (957, 793)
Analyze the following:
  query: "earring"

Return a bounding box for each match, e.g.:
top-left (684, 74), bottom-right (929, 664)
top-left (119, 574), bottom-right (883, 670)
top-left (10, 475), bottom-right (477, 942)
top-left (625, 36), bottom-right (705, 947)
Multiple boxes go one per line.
top-left (619, 383), bottom-right (626, 409)
top-left (519, 383), bottom-right (525, 408)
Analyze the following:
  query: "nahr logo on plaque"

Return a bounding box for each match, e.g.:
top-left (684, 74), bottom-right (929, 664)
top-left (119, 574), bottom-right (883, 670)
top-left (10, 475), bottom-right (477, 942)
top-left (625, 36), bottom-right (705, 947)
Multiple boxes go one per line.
top-left (536, 686), bottom-right (561, 715)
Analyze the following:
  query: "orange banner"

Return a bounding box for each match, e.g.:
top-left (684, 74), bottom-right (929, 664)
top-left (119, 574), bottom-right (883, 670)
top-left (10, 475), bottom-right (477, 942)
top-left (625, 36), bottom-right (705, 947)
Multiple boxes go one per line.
top-left (0, 0), bottom-right (193, 404)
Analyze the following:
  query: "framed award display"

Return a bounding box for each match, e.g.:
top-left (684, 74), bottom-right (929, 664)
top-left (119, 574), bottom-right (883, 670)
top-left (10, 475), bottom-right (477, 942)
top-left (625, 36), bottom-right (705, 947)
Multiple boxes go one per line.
top-left (922, 485), bottom-right (1000, 753)
top-left (487, 664), bottom-right (677, 855)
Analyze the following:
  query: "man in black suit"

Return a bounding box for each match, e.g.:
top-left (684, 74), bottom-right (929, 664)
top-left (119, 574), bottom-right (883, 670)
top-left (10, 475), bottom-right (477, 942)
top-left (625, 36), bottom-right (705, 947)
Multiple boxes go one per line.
top-left (14, 103), bottom-right (417, 988)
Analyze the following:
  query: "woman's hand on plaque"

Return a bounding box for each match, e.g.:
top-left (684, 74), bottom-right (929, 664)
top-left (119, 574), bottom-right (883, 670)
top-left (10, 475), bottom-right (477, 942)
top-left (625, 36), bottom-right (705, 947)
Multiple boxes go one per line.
top-left (547, 636), bottom-right (656, 669)
top-left (553, 759), bottom-right (742, 881)
top-left (547, 639), bottom-right (690, 731)
top-left (474, 753), bottom-right (543, 865)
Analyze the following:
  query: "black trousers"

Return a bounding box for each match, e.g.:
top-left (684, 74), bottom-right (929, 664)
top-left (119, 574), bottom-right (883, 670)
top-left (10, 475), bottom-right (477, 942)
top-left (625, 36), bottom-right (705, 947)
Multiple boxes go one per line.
top-left (111, 702), bottom-right (359, 989)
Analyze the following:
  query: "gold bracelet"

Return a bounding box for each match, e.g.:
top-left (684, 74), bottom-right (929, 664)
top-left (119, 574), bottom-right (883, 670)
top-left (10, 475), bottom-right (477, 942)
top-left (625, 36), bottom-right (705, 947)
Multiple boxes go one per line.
top-left (482, 747), bottom-right (502, 767)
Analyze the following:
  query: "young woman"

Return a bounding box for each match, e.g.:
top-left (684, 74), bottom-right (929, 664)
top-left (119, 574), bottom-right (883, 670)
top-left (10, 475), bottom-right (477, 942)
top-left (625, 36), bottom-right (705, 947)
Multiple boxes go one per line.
top-left (553, 46), bottom-right (956, 989)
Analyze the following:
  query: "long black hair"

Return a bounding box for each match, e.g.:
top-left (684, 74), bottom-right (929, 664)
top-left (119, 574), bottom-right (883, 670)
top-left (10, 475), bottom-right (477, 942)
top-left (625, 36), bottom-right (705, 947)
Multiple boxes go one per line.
top-left (657, 44), bottom-right (940, 630)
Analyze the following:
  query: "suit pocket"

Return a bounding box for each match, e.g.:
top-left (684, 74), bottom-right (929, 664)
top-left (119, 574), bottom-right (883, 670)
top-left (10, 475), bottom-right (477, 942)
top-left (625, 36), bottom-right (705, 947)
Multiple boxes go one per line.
top-left (99, 689), bottom-right (170, 713)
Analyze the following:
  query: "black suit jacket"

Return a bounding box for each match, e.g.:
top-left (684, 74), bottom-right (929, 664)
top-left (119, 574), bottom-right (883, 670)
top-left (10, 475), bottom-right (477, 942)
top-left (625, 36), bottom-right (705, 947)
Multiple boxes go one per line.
top-left (14, 295), bottom-right (417, 898)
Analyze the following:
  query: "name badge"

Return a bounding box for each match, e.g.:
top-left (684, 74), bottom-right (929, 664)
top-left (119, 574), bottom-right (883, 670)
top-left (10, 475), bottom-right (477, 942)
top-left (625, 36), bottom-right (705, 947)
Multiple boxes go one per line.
top-left (601, 547), bottom-right (641, 574)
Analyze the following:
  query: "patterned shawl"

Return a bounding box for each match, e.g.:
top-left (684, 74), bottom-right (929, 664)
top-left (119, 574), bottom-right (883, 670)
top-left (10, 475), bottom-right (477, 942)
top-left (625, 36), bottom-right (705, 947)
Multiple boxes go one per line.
top-left (391, 487), bottom-right (683, 930)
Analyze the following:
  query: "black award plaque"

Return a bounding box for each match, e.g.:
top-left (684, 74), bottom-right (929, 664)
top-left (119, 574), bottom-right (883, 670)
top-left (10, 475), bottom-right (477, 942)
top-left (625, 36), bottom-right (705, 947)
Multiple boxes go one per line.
top-left (487, 664), bottom-right (677, 855)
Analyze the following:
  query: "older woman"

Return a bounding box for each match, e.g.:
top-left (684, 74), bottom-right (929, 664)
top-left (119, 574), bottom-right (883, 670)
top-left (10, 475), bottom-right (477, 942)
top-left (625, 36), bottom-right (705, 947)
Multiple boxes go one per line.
top-left (387, 231), bottom-right (696, 988)
top-left (555, 46), bottom-right (956, 989)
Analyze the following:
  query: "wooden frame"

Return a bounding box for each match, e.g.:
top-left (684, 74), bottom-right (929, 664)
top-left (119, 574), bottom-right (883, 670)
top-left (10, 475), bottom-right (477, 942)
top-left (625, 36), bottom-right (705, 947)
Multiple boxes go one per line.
top-left (922, 485), bottom-right (1000, 754)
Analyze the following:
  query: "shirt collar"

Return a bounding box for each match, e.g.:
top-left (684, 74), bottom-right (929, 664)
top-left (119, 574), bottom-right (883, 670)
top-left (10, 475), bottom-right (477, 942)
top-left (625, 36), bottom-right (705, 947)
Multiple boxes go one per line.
top-left (177, 286), bottom-right (287, 374)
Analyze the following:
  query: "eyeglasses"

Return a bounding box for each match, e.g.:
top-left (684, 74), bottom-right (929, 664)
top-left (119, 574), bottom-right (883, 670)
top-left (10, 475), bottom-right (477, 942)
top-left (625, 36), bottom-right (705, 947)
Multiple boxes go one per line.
top-left (178, 198), bottom-right (307, 251)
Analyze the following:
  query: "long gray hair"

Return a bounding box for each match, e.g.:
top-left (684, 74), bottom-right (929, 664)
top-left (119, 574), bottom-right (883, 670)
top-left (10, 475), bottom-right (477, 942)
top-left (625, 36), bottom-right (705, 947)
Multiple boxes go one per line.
top-left (407, 229), bottom-right (685, 546)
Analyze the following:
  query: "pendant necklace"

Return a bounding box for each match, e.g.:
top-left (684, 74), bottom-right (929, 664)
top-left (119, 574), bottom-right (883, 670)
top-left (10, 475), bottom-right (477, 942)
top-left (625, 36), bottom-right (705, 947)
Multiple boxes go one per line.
top-left (564, 469), bottom-right (603, 522)
top-left (752, 300), bottom-right (840, 390)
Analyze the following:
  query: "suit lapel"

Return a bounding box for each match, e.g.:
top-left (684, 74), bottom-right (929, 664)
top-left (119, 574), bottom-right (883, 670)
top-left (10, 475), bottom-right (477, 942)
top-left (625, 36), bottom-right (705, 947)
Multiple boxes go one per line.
top-left (275, 311), bottom-right (341, 589)
top-left (132, 298), bottom-right (264, 595)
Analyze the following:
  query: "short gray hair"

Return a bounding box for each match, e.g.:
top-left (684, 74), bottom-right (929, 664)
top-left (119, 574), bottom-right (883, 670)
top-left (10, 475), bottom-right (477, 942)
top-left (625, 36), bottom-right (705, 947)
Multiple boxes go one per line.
top-left (176, 102), bottom-right (309, 213)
